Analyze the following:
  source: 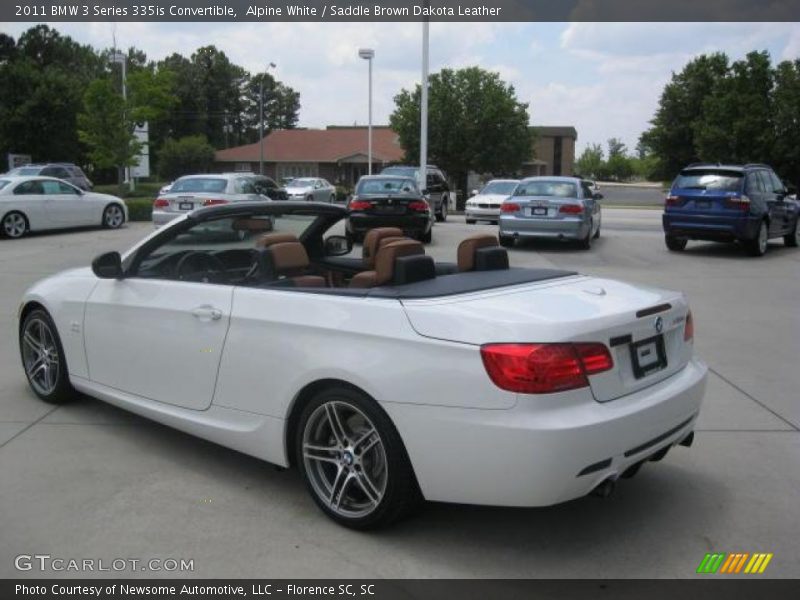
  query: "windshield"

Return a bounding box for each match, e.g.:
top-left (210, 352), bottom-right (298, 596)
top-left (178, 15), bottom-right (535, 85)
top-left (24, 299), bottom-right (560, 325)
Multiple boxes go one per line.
top-left (481, 181), bottom-right (518, 195)
top-left (0, 179), bottom-right (10, 190)
top-left (8, 167), bottom-right (42, 176)
top-left (514, 180), bottom-right (578, 198)
top-left (289, 178), bottom-right (316, 187)
top-left (674, 170), bottom-right (743, 192)
top-left (382, 167), bottom-right (418, 179)
top-left (170, 178), bottom-right (228, 194)
top-left (357, 178), bottom-right (417, 194)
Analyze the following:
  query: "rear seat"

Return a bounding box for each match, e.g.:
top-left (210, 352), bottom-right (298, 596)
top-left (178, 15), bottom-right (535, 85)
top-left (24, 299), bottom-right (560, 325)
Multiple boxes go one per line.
top-left (350, 239), bottom-right (435, 288)
top-left (456, 234), bottom-right (509, 272)
top-left (362, 227), bottom-right (404, 268)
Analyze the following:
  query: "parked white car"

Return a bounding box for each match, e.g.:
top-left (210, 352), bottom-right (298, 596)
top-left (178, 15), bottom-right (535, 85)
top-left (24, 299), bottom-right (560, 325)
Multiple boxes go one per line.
top-left (285, 177), bottom-right (336, 202)
top-left (465, 179), bottom-right (519, 224)
top-left (18, 201), bottom-right (707, 529)
top-left (0, 176), bottom-right (126, 239)
top-left (152, 173), bottom-right (269, 226)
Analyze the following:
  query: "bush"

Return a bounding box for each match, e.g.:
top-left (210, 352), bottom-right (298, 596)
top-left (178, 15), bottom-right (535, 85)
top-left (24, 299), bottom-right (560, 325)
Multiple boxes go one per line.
top-left (94, 181), bottom-right (166, 199)
top-left (158, 135), bottom-right (215, 181)
top-left (125, 199), bottom-right (153, 222)
top-left (335, 185), bottom-right (352, 202)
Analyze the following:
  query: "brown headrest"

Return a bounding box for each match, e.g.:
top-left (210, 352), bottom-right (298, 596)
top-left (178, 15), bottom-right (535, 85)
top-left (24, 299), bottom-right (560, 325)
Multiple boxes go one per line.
top-left (268, 241), bottom-right (310, 275)
top-left (374, 240), bottom-right (424, 286)
top-left (363, 227), bottom-right (404, 267)
top-left (255, 232), bottom-right (299, 248)
top-left (457, 234), bottom-right (499, 272)
top-left (232, 217), bottom-right (274, 233)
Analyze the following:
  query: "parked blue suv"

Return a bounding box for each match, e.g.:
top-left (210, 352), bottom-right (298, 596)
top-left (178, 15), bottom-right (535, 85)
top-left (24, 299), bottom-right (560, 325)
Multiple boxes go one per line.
top-left (663, 163), bottom-right (800, 256)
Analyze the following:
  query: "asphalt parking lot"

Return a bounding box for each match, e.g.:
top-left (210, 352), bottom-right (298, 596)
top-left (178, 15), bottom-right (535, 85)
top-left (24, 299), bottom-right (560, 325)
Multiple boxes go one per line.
top-left (1, 208), bottom-right (798, 579)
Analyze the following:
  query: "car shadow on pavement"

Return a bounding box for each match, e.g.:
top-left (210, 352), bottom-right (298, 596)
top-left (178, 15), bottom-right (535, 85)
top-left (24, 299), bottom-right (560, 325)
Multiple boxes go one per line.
top-left (509, 237), bottom-right (606, 254)
top-left (678, 241), bottom-right (797, 260)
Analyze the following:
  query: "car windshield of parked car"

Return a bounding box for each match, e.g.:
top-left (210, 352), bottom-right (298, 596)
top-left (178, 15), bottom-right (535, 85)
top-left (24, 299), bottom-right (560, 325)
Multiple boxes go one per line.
top-left (290, 178), bottom-right (316, 187)
top-left (481, 181), bottom-right (518, 195)
top-left (357, 178), bottom-right (417, 195)
top-left (134, 214), bottom-right (319, 280)
top-left (170, 178), bottom-right (228, 194)
top-left (514, 181), bottom-right (578, 198)
top-left (382, 167), bottom-right (419, 179)
top-left (9, 167), bottom-right (42, 176)
top-left (0, 179), bottom-right (11, 190)
top-left (674, 170), bottom-right (743, 191)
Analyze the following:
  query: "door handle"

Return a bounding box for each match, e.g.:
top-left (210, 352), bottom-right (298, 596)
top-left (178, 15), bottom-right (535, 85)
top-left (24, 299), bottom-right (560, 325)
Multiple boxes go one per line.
top-left (191, 305), bottom-right (223, 321)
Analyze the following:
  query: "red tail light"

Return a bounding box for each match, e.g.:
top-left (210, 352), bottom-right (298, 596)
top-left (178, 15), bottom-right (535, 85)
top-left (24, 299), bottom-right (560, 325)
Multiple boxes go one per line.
top-left (202, 199), bottom-right (229, 206)
top-left (501, 203), bottom-right (520, 213)
top-left (665, 195), bottom-right (682, 207)
top-left (408, 200), bottom-right (429, 212)
top-left (480, 342), bottom-right (613, 394)
top-left (153, 198), bottom-right (169, 208)
top-left (348, 200), bottom-right (372, 211)
top-left (724, 195), bottom-right (751, 212)
top-left (559, 204), bottom-right (584, 214)
top-left (684, 310), bottom-right (694, 342)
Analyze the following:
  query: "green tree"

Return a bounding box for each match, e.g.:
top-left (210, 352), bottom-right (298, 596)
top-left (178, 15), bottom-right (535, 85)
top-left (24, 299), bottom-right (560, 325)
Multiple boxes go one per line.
top-left (639, 53), bottom-right (729, 180)
top-left (243, 72), bottom-right (301, 140)
top-left (771, 59), bottom-right (800, 189)
top-left (157, 135), bottom-right (215, 180)
top-left (390, 66), bottom-right (531, 206)
top-left (575, 143), bottom-right (604, 178)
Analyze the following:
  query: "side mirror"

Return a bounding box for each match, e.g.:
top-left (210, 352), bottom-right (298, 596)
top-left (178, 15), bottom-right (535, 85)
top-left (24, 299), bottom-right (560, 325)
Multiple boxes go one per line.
top-left (324, 235), bottom-right (352, 257)
top-left (471, 189), bottom-right (479, 196)
top-left (594, 193), bottom-right (604, 200)
top-left (92, 251), bottom-right (124, 279)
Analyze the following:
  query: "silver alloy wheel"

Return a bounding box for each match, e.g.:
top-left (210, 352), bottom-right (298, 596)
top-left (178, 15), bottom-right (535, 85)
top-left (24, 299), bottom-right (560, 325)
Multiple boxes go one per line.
top-left (3, 212), bottom-right (26, 238)
top-left (302, 400), bottom-right (388, 518)
top-left (758, 222), bottom-right (768, 254)
top-left (104, 205), bottom-right (124, 228)
top-left (21, 317), bottom-right (60, 396)
top-left (440, 200), bottom-right (447, 220)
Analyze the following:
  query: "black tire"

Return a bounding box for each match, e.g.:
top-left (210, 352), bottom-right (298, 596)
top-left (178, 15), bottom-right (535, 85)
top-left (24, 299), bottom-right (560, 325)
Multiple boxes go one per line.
top-left (593, 220), bottom-right (601, 239)
top-left (746, 221), bottom-right (769, 257)
top-left (435, 200), bottom-right (447, 222)
top-left (420, 228), bottom-right (432, 244)
top-left (465, 219), bottom-right (476, 225)
top-left (330, 195), bottom-right (336, 204)
top-left (665, 235), bottom-right (687, 252)
top-left (19, 309), bottom-right (74, 404)
top-left (295, 386), bottom-right (421, 529)
top-left (102, 204), bottom-right (125, 229)
top-left (2, 210), bottom-right (28, 239)
top-left (578, 221), bottom-right (593, 250)
top-left (784, 218), bottom-right (799, 247)
top-left (499, 235), bottom-right (515, 248)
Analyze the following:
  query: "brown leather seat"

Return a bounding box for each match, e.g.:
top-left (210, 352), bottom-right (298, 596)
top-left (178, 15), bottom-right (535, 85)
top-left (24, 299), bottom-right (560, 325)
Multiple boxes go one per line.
top-left (362, 227), bottom-right (404, 268)
top-left (350, 239), bottom-right (425, 288)
top-left (255, 232), bottom-right (299, 249)
top-left (457, 234), bottom-right (504, 272)
top-left (267, 241), bottom-right (326, 288)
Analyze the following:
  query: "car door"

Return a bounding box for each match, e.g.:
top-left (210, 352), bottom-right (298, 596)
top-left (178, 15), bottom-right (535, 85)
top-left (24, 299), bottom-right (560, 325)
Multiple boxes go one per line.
top-left (756, 170), bottom-right (784, 236)
top-left (766, 169), bottom-right (791, 234)
top-left (83, 218), bottom-right (239, 411)
top-left (10, 179), bottom-right (49, 229)
top-left (42, 179), bottom-right (94, 226)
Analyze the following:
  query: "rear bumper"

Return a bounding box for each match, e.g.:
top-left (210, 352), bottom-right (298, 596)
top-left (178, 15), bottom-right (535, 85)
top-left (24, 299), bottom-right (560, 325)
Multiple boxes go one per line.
top-left (499, 214), bottom-right (589, 240)
top-left (385, 357), bottom-right (707, 507)
top-left (152, 210), bottom-right (187, 227)
top-left (663, 212), bottom-right (761, 241)
top-left (347, 214), bottom-right (432, 235)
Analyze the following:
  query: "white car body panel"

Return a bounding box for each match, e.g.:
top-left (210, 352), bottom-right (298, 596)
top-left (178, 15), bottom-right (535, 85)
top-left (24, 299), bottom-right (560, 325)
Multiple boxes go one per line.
top-left (0, 176), bottom-right (126, 232)
top-left (465, 193), bottom-right (511, 220)
top-left (18, 215), bottom-right (707, 507)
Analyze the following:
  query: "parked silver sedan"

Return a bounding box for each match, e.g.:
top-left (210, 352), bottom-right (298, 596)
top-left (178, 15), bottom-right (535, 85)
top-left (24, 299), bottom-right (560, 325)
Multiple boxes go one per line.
top-left (498, 176), bottom-right (602, 249)
top-left (152, 174), bottom-right (269, 226)
top-left (284, 178), bottom-right (337, 203)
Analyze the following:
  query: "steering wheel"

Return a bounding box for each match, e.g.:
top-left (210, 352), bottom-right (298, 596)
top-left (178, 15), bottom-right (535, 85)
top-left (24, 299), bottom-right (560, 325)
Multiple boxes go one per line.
top-left (175, 251), bottom-right (229, 283)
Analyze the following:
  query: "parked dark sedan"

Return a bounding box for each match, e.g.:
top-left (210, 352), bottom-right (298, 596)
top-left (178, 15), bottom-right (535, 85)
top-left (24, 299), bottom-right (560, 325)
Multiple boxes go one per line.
top-left (245, 174), bottom-right (289, 201)
top-left (346, 176), bottom-right (434, 243)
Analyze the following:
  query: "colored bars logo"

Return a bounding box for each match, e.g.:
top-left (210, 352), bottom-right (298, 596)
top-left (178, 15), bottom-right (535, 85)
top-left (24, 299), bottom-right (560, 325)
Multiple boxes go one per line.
top-left (696, 553), bottom-right (773, 574)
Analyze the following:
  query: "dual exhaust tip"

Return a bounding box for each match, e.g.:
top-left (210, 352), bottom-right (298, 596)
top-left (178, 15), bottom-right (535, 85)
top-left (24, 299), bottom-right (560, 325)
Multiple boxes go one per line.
top-left (590, 431), bottom-right (694, 498)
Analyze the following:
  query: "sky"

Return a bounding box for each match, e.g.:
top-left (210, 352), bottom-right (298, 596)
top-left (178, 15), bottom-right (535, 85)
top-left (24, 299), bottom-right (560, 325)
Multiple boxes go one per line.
top-left (3, 21), bottom-right (800, 155)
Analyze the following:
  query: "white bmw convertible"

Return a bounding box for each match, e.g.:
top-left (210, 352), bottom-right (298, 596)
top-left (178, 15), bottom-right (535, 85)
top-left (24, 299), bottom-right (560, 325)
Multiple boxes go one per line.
top-left (18, 201), bottom-right (707, 528)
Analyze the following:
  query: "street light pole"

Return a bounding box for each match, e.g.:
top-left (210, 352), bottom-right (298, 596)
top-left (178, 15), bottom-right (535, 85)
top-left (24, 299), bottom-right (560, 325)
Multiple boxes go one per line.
top-left (259, 62), bottom-right (277, 176)
top-left (359, 48), bottom-right (375, 175)
top-left (419, 13), bottom-right (429, 194)
top-left (110, 51), bottom-right (132, 191)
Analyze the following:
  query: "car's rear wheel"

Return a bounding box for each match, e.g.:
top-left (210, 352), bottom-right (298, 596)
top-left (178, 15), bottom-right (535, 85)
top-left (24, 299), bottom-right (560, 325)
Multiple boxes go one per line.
top-left (578, 220), bottom-right (593, 250)
top-left (746, 221), bottom-right (768, 256)
top-left (784, 218), bottom-right (799, 247)
top-left (19, 309), bottom-right (74, 404)
top-left (499, 234), bottom-right (515, 248)
top-left (436, 200), bottom-right (447, 222)
top-left (593, 219), bottom-right (601, 239)
top-left (465, 218), bottom-right (476, 225)
top-left (330, 195), bottom-right (336, 204)
top-left (420, 228), bottom-right (432, 244)
top-left (665, 235), bottom-right (687, 251)
top-left (102, 204), bottom-right (125, 229)
top-left (2, 211), bottom-right (28, 239)
top-left (296, 386), bottom-right (420, 529)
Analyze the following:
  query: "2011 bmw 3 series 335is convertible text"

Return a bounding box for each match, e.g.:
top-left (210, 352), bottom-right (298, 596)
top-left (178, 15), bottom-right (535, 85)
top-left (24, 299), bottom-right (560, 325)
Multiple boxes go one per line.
top-left (17, 201), bottom-right (707, 529)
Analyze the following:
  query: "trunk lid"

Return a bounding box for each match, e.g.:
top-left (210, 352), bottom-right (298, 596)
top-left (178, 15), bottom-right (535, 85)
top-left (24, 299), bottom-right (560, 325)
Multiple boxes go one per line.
top-left (359, 194), bottom-right (425, 216)
top-left (401, 276), bottom-right (693, 402)
top-left (514, 195), bottom-right (583, 220)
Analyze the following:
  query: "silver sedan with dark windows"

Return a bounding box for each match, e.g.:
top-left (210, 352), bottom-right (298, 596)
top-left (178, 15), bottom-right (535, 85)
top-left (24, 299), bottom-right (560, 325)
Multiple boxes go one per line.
top-left (498, 176), bottom-right (602, 249)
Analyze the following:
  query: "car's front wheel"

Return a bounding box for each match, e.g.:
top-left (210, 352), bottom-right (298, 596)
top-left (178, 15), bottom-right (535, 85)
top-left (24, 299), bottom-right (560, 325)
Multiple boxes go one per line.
top-left (103, 204), bottom-right (125, 229)
top-left (296, 386), bottom-right (420, 529)
top-left (20, 309), bottom-right (74, 404)
top-left (784, 218), bottom-right (800, 248)
top-left (2, 211), bottom-right (28, 239)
